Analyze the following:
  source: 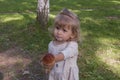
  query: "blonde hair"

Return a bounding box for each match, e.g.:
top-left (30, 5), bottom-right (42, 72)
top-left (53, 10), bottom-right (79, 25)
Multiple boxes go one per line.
top-left (51, 8), bottom-right (80, 42)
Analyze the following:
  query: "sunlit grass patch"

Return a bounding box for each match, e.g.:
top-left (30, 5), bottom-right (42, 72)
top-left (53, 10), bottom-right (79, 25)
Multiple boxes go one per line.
top-left (96, 37), bottom-right (120, 76)
top-left (0, 13), bottom-right (36, 25)
top-left (0, 13), bottom-right (23, 23)
top-left (111, 1), bottom-right (120, 4)
top-left (49, 14), bottom-right (55, 19)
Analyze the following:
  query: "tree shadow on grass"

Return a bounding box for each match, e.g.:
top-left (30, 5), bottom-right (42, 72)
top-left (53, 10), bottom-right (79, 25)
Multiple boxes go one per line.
top-left (0, 0), bottom-right (37, 13)
top-left (79, 17), bottom-right (120, 80)
top-left (0, 12), bottom-right (51, 80)
top-left (76, 1), bottom-right (120, 78)
top-left (79, 37), bottom-right (120, 80)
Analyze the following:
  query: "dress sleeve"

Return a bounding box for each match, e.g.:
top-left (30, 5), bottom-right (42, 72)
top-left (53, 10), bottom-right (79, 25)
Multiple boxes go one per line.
top-left (48, 41), bottom-right (53, 53)
top-left (61, 41), bottom-right (78, 60)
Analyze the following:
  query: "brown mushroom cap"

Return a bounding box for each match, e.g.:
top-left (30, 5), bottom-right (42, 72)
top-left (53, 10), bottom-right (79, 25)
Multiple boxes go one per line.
top-left (42, 53), bottom-right (55, 65)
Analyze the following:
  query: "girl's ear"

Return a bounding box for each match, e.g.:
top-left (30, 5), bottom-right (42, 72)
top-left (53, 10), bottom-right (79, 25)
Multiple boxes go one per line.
top-left (70, 34), bottom-right (75, 39)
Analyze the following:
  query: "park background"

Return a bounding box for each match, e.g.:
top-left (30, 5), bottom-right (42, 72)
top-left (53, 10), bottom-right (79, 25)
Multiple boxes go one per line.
top-left (0, 0), bottom-right (120, 80)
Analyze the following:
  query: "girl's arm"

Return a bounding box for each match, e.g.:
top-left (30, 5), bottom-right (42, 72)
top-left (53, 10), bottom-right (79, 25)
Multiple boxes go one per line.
top-left (55, 42), bottom-right (78, 62)
top-left (54, 53), bottom-right (64, 62)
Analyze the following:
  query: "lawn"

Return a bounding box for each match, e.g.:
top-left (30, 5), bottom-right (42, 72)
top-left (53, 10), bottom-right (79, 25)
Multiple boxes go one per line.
top-left (0, 0), bottom-right (120, 80)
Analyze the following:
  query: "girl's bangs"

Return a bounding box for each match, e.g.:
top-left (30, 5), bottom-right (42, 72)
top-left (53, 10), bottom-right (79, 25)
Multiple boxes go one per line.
top-left (54, 17), bottom-right (71, 29)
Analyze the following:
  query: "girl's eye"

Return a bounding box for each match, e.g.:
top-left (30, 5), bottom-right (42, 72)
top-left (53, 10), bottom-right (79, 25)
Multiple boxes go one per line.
top-left (56, 26), bottom-right (60, 30)
top-left (63, 29), bottom-right (67, 32)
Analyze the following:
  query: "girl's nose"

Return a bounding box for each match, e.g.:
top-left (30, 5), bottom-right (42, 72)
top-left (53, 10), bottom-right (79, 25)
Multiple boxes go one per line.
top-left (57, 30), bottom-right (62, 34)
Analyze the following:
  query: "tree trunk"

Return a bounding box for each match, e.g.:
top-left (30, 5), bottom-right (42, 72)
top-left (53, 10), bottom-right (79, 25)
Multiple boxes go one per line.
top-left (37, 0), bottom-right (49, 27)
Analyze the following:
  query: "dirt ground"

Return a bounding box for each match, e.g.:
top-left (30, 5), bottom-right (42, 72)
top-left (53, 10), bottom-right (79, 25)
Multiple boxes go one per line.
top-left (0, 47), bottom-right (47, 80)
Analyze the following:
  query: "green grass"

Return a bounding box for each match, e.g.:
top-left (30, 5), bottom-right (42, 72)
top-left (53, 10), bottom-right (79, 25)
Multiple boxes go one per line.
top-left (0, 0), bottom-right (120, 80)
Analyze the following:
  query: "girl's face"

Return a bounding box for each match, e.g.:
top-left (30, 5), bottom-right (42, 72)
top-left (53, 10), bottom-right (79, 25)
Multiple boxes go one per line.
top-left (54, 25), bottom-right (74, 42)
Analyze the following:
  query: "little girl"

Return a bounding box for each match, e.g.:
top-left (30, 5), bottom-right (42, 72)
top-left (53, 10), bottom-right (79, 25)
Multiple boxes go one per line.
top-left (43, 8), bottom-right (80, 80)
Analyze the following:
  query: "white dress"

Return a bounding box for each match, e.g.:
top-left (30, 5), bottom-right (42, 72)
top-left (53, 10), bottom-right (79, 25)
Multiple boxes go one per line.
top-left (48, 41), bottom-right (79, 80)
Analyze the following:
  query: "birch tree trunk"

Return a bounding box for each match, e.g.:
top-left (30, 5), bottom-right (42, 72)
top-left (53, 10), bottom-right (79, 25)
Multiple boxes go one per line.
top-left (37, 0), bottom-right (49, 27)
